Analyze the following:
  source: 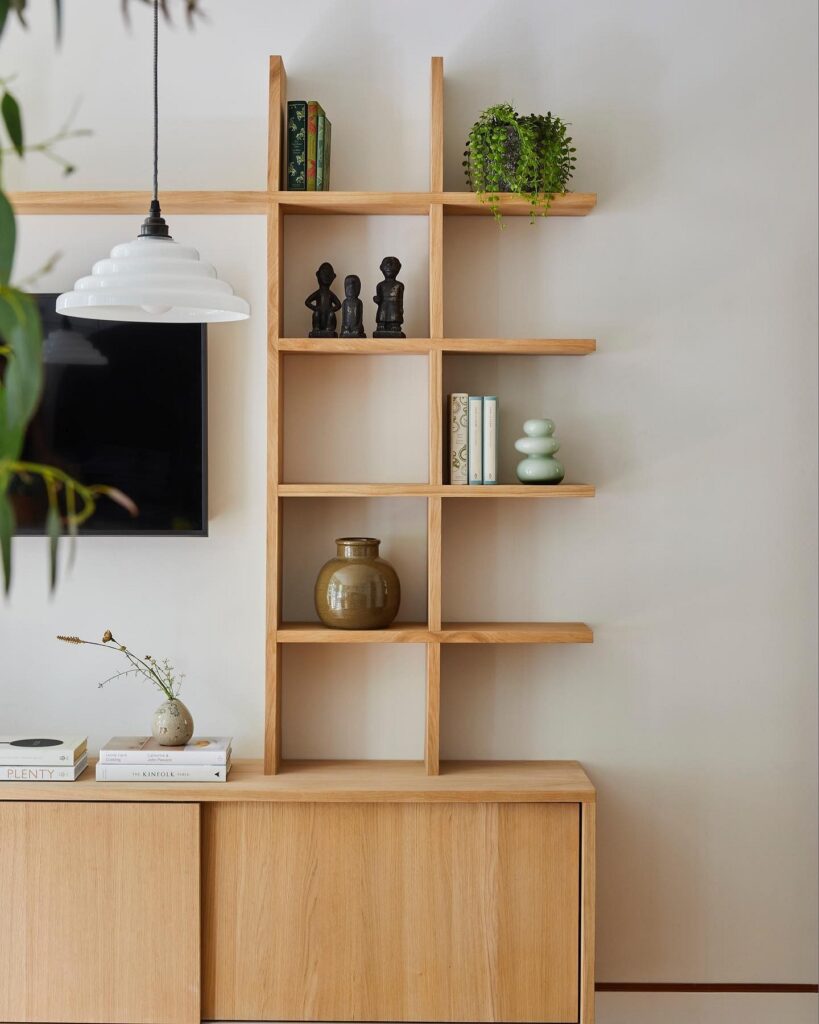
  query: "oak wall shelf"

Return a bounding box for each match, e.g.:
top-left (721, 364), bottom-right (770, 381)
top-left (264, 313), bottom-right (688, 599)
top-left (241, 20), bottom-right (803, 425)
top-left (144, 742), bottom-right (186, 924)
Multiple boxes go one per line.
top-left (10, 189), bottom-right (596, 217)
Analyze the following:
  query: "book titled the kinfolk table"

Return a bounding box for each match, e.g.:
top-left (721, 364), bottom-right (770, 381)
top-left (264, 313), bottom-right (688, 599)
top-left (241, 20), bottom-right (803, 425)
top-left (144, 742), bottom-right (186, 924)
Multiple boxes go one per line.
top-left (99, 736), bottom-right (232, 764)
top-left (95, 761), bottom-right (231, 783)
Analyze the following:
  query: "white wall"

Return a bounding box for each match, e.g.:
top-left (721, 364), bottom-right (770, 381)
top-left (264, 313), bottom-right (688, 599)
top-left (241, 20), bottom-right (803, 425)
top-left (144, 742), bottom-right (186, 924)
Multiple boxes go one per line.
top-left (1, 1), bottom-right (816, 1020)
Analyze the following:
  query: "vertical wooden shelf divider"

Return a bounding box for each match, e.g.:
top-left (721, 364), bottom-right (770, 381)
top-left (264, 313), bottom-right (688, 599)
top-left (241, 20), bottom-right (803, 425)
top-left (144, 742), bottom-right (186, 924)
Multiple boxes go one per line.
top-left (266, 56), bottom-right (285, 774)
top-left (425, 57), bottom-right (445, 774)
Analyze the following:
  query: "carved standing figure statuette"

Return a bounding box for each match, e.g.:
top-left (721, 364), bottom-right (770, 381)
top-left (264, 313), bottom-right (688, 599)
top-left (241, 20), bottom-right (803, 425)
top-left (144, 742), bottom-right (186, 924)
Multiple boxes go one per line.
top-left (305, 261), bottom-right (341, 338)
top-left (373, 256), bottom-right (405, 338)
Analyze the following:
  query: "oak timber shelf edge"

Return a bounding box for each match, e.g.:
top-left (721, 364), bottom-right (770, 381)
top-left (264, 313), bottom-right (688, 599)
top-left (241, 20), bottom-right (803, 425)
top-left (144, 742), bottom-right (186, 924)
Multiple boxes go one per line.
top-left (11, 190), bottom-right (597, 217)
top-left (277, 483), bottom-right (596, 497)
top-left (0, 757), bottom-right (596, 803)
top-left (10, 189), bottom-right (269, 214)
top-left (277, 622), bottom-right (594, 643)
top-left (279, 337), bottom-right (597, 354)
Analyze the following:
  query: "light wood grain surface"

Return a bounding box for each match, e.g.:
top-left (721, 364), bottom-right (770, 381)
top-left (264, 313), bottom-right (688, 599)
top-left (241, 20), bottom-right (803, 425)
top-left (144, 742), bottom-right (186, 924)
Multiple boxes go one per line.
top-left (0, 758), bottom-right (596, 803)
top-left (277, 482), bottom-right (596, 497)
top-left (581, 801), bottom-right (597, 1024)
top-left (0, 802), bottom-right (199, 1024)
top-left (278, 337), bottom-right (596, 354)
top-left (275, 621), bottom-right (593, 643)
top-left (10, 191), bottom-right (597, 217)
top-left (202, 801), bottom-right (580, 1022)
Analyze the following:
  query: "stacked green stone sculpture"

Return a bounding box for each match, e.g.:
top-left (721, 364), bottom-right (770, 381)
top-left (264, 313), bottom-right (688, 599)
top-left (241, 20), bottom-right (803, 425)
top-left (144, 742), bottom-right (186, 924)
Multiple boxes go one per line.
top-left (515, 418), bottom-right (565, 484)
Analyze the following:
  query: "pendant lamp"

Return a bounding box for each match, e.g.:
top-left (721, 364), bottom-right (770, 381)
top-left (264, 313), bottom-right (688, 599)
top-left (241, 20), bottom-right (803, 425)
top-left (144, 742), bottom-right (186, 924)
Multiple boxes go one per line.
top-left (57, 1), bottom-right (249, 323)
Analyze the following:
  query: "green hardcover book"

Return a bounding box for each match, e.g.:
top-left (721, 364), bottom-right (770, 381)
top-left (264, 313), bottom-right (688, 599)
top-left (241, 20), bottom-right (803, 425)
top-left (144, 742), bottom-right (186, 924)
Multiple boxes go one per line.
top-left (286, 101), bottom-right (307, 191)
top-left (316, 114), bottom-right (326, 192)
top-left (305, 101), bottom-right (325, 191)
top-left (323, 118), bottom-right (331, 190)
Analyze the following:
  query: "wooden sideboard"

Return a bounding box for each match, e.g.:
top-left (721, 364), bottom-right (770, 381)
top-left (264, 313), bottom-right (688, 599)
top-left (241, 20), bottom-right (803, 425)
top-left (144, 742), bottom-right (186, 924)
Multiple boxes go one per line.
top-left (0, 758), bottom-right (595, 1024)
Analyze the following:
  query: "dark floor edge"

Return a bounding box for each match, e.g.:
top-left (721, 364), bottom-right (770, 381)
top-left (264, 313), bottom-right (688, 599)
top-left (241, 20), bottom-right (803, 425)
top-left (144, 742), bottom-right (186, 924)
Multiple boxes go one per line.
top-left (596, 983), bottom-right (818, 993)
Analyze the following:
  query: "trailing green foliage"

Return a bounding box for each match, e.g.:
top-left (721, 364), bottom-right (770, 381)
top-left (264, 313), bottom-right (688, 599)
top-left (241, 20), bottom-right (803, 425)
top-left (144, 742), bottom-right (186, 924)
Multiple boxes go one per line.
top-left (463, 102), bottom-right (577, 225)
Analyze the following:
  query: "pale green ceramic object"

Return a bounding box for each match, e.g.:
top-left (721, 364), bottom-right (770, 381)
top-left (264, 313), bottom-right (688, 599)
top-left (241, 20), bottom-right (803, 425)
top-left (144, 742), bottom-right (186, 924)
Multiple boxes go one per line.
top-left (152, 698), bottom-right (194, 746)
top-left (515, 418), bottom-right (565, 484)
top-left (315, 537), bottom-right (401, 630)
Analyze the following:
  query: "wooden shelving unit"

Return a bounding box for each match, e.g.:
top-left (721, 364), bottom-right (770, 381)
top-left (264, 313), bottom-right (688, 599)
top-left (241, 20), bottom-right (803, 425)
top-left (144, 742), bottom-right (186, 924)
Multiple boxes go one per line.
top-left (266, 56), bottom-right (597, 779)
top-left (7, 54), bottom-right (598, 1024)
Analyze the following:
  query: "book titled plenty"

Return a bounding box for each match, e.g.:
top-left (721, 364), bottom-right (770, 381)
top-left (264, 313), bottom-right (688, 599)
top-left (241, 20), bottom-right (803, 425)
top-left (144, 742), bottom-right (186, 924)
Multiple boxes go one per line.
top-left (3, 753), bottom-right (88, 782)
top-left (99, 736), bottom-right (232, 764)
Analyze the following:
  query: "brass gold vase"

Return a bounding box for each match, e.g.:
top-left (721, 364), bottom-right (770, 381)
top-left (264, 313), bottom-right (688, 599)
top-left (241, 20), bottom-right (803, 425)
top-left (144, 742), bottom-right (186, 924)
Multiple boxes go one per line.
top-left (315, 537), bottom-right (400, 630)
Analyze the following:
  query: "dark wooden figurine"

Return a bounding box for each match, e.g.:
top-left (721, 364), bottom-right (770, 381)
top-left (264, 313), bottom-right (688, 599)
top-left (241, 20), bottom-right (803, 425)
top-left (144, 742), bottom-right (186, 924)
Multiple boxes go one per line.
top-left (340, 274), bottom-right (366, 338)
top-left (305, 262), bottom-right (341, 338)
top-left (373, 256), bottom-right (405, 338)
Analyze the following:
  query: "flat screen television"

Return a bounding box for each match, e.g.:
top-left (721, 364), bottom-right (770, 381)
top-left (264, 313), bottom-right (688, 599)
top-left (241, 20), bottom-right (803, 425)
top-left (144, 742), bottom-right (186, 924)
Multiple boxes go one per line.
top-left (12, 295), bottom-right (207, 536)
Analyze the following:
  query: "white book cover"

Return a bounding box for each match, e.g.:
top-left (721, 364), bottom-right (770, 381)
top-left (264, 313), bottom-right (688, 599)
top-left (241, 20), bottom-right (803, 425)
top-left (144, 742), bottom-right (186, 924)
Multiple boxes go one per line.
top-left (95, 760), bottom-right (231, 783)
top-left (1, 753), bottom-right (88, 782)
top-left (449, 393), bottom-right (468, 485)
top-left (99, 736), bottom-right (232, 764)
top-left (467, 396), bottom-right (483, 484)
top-left (0, 735), bottom-right (87, 765)
top-left (482, 396), bottom-right (498, 484)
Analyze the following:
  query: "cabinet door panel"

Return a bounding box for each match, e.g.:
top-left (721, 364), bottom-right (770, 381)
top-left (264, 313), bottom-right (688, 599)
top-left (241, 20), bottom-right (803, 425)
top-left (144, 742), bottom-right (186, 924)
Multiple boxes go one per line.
top-left (203, 801), bottom-right (579, 1022)
top-left (0, 802), bottom-right (199, 1024)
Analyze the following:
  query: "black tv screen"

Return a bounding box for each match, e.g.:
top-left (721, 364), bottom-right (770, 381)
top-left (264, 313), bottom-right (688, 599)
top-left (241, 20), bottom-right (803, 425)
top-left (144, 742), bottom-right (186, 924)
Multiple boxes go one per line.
top-left (12, 295), bottom-right (207, 536)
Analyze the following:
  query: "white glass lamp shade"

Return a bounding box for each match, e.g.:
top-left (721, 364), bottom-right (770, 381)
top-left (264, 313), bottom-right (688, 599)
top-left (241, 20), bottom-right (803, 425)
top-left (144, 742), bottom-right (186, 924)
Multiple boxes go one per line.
top-left (56, 236), bottom-right (250, 323)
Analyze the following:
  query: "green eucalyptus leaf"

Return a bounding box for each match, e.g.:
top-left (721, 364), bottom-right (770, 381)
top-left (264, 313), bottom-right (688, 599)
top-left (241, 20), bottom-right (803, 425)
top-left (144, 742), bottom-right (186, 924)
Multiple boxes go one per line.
top-left (0, 0), bottom-right (10, 37)
top-left (0, 287), bottom-right (43, 461)
top-left (1, 90), bottom-right (24, 157)
top-left (0, 191), bottom-right (14, 284)
top-left (0, 486), bottom-right (13, 595)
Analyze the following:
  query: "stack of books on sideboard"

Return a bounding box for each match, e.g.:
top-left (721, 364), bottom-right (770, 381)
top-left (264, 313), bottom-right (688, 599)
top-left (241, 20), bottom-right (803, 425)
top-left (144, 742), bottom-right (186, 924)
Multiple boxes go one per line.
top-left (96, 736), bottom-right (232, 782)
top-left (287, 100), bottom-right (331, 190)
top-left (449, 393), bottom-right (498, 484)
top-left (0, 736), bottom-right (88, 781)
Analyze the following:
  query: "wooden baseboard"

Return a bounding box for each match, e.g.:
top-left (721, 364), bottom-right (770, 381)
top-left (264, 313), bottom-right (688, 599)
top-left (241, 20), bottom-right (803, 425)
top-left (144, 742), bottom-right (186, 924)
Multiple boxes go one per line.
top-left (596, 983), bottom-right (818, 993)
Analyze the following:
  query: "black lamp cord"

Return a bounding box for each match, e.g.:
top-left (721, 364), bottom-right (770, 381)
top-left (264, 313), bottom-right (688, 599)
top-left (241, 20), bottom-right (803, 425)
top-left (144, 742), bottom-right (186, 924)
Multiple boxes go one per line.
top-left (152, 0), bottom-right (158, 204)
top-left (139, 0), bottom-right (170, 238)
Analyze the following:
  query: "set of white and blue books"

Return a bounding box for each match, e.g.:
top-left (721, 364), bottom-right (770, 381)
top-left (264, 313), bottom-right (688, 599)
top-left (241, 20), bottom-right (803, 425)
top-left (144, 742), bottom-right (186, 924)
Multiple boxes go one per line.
top-left (448, 393), bottom-right (497, 485)
top-left (96, 736), bottom-right (232, 782)
top-left (0, 736), bottom-right (88, 781)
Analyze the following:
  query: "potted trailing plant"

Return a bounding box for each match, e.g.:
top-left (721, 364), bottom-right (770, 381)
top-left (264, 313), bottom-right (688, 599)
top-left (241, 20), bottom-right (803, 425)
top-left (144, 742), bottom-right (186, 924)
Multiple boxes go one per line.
top-left (58, 629), bottom-right (193, 746)
top-left (463, 103), bottom-right (577, 225)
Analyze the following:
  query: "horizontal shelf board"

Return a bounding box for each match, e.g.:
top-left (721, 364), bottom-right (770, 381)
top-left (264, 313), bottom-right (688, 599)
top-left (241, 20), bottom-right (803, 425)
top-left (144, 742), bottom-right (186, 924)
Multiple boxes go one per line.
top-left (278, 623), bottom-right (432, 643)
top-left (10, 189), bottom-right (269, 214)
top-left (278, 337), bottom-right (596, 355)
top-left (11, 190), bottom-right (597, 218)
top-left (441, 484), bottom-right (596, 498)
top-left (278, 191), bottom-right (597, 216)
top-left (278, 191), bottom-right (432, 215)
top-left (0, 758), bottom-right (594, 803)
top-left (277, 483), bottom-right (595, 498)
top-left (442, 191), bottom-right (597, 216)
top-left (277, 622), bottom-right (593, 644)
top-left (441, 622), bottom-right (593, 643)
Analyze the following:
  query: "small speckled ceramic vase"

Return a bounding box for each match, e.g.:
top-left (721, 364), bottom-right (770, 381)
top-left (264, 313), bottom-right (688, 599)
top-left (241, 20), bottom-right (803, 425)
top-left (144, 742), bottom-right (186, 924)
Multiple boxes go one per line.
top-left (315, 537), bottom-right (401, 630)
top-left (515, 418), bottom-right (565, 484)
top-left (152, 698), bottom-right (194, 746)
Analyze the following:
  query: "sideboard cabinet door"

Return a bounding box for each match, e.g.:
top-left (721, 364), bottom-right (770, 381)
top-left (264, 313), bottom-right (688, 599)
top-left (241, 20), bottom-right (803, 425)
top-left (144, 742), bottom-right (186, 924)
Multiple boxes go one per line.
top-left (0, 802), bottom-right (200, 1024)
top-left (203, 801), bottom-right (580, 1022)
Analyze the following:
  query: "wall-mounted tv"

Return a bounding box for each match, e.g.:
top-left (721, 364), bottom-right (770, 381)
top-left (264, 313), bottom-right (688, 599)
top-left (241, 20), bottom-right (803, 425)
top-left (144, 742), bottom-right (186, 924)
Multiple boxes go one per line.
top-left (12, 295), bottom-right (207, 536)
